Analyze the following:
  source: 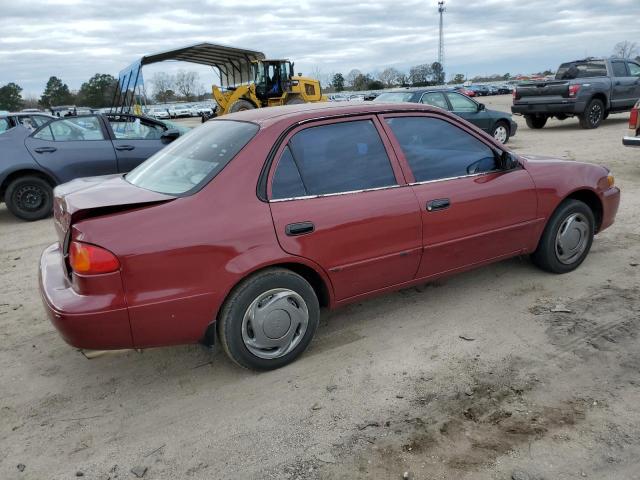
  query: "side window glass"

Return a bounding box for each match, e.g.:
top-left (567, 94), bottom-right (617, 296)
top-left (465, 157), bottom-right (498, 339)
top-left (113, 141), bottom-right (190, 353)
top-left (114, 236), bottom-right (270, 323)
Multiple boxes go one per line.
top-left (0, 118), bottom-right (10, 133)
top-left (385, 116), bottom-right (497, 182)
top-left (445, 93), bottom-right (478, 112)
top-left (34, 125), bottom-right (54, 140)
top-left (272, 147), bottom-right (307, 199)
top-left (31, 116), bottom-right (51, 128)
top-left (279, 120), bottom-right (396, 197)
top-left (47, 117), bottom-right (105, 141)
top-left (110, 117), bottom-right (164, 140)
top-left (420, 92), bottom-right (449, 110)
top-left (628, 62), bottom-right (640, 77)
top-left (612, 62), bottom-right (629, 77)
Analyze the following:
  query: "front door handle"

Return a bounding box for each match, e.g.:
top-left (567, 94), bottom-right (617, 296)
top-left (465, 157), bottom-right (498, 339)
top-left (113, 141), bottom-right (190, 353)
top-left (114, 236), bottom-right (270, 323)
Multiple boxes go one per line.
top-left (285, 221), bottom-right (315, 236)
top-left (115, 145), bottom-right (135, 151)
top-left (34, 146), bottom-right (57, 153)
top-left (426, 198), bottom-right (450, 212)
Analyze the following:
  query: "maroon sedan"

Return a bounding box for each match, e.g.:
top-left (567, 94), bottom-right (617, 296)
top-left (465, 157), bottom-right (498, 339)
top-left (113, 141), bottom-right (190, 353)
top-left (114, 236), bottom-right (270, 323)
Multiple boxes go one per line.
top-left (40, 102), bottom-right (620, 370)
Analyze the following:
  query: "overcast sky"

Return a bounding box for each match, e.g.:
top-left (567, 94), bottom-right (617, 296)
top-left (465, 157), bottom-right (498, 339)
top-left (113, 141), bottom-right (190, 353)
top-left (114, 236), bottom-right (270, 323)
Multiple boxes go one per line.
top-left (1, 0), bottom-right (639, 97)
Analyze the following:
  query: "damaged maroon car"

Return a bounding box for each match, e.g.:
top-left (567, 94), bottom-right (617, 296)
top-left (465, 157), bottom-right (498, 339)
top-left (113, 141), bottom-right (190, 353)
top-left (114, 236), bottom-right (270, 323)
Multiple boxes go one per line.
top-left (40, 102), bottom-right (620, 370)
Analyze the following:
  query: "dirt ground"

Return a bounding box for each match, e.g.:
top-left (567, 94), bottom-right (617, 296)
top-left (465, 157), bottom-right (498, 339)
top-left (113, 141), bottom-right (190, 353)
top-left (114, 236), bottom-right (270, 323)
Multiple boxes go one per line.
top-left (1, 95), bottom-right (639, 480)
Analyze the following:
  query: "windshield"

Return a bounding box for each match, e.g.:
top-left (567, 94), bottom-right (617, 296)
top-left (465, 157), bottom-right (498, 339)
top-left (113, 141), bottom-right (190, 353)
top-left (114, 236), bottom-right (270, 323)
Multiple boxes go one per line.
top-left (556, 60), bottom-right (607, 79)
top-left (126, 120), bottom-right (259, 195)
top-left (374, 92), bottom-right (414, 102)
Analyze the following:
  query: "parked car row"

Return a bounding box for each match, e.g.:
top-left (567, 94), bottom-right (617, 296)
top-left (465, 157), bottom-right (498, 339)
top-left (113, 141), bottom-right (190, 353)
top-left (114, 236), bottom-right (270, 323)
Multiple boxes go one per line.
top-left (145, 103), bottom-right (216, 119)
top-left (38, 101), bottom-right (620, 370)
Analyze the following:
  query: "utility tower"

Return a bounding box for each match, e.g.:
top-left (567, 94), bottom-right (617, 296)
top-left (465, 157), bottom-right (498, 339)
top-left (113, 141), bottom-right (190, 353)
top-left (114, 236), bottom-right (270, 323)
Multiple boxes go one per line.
top-left (437, 1), bottom-right (445, 69)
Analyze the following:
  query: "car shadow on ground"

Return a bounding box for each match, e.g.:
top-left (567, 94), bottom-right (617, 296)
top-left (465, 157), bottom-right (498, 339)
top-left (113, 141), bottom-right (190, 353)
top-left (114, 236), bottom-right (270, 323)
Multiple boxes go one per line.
top-left (518, 115), bottom-right (630, 131)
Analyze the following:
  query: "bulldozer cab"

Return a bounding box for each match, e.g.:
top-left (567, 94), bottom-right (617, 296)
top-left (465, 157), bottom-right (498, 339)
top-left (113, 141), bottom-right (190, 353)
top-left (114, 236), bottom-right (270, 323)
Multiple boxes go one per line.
top-left (253, 60), bottom-right (294, 100)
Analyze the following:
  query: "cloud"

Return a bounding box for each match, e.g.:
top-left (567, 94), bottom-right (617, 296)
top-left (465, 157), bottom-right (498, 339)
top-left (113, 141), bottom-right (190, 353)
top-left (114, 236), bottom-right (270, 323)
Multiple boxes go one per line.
top-left (0, 0), bottom-right (639, 97)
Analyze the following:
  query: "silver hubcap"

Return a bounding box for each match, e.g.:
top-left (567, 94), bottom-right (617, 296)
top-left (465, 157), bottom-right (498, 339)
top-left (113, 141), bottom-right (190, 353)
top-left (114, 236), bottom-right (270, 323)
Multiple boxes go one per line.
top-left (555, 213), bottom-right (589, 264)
top-left (493, 125), bottom-right (508, 143)
top-left (241, 288), bottom-right (309, 359)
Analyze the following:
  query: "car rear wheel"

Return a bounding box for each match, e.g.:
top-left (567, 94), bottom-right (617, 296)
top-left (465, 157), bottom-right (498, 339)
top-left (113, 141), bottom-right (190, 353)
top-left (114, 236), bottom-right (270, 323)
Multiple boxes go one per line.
top-left (5, 175), bottom-right (53, 221)
top-left (492, 121), bottom-right (510, 144)
top-left (531, 199), bottom-right (595, 274)
top-left (228, 99), bottom-right (256, 113)
top-left (218, 268), bottom-right (320, 370)
top-left (579, 99), bottom-right (605, 129)
top-left (525, 115), bottom-right (547, 129)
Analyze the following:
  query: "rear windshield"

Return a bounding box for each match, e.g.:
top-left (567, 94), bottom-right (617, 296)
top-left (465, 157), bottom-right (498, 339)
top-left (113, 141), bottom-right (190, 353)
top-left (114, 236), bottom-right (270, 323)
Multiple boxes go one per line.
top-left (126, 120), bottom-right (259, 195)
top-left (374, 92), bottom-right (415, 102)
top-left (555, 60), bottom-right (607, 79)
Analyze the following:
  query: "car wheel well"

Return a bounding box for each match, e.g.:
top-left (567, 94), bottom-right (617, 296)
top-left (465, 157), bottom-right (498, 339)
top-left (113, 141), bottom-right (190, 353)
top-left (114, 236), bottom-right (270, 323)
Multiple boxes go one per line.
top-left (590, 93), bottom-right (608, 110)
top-left (201, 262), bottom-right (330, 347)
top-left (1, 169), bottom-right (56, 202)
top-left (565, 190), bottom-right (603, 233)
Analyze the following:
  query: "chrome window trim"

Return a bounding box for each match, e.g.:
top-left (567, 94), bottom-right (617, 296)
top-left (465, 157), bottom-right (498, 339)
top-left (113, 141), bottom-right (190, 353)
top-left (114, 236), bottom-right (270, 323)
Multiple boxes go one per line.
top-left (408, 169), bottom-right (502, 186)
top-left (269, 184), bottom-right (402, 203)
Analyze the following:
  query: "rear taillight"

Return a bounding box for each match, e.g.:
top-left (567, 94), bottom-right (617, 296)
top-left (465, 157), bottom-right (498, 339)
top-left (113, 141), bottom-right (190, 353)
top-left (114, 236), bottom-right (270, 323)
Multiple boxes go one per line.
top-left (512, 89), bottom-right (519, 101)
top-left (630, 105), bottom-right (639, 129)
top-left (69, 241), bottom-right (120, 275)
top-left (568, 84), bottom-right (581, 97)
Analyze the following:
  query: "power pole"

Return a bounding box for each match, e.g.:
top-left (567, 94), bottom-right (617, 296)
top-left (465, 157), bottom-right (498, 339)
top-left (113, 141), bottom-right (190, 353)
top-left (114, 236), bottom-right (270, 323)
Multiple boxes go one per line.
top-left (438, 1), bottom-right (445, 73)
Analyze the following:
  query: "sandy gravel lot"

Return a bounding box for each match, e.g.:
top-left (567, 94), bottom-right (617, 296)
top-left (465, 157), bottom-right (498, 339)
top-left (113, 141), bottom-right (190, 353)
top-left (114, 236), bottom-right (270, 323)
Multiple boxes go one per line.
top-left (1, 95), bottom-right (639, 480)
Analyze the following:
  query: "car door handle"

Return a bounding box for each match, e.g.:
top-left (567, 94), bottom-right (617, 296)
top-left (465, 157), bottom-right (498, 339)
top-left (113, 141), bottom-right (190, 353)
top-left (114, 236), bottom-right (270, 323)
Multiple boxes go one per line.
top-left (33, 146), bottom-right (57, 153)
top-left (115, 145), bottom-right (135, 151)
top-left (426, 198), bottom-right (450, 212)
top-left (285, 221), bottom-right (315, 236)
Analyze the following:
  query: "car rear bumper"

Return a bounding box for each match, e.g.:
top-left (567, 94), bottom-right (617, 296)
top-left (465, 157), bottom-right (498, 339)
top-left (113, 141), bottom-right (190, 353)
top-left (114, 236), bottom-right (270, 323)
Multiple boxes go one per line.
top-left (622, 135), bottom-right (640, 147)
top-left (511, 101), bottom-right (586, 115)
top-left (600, 187), bottom-right (621, 232)
top-left (39, 243), bottom-right (133, 350)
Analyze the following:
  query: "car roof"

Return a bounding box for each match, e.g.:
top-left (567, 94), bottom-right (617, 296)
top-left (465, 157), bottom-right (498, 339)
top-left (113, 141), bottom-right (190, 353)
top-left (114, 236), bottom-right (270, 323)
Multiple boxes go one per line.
top-left (219, 101), bottom-right (452, 127)
top-left (6, 112), bottom-right (54, 117)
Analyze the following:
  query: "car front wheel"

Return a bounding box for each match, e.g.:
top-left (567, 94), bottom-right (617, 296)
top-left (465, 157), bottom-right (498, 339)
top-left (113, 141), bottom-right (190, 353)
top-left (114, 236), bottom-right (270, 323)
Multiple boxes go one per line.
top-left (492, 121), bottom-right (510, 144)
top-left (218, 268), bottom-right (320, 370)
top-left (5, 175), bottom-right (53, 221)
top-left (531, 199), bottom-right (595, 274)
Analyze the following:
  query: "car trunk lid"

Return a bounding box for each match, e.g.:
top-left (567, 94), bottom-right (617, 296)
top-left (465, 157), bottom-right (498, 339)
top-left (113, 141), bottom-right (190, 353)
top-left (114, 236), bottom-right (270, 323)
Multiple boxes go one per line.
top-left (53, 174), bottom-right (174, 247)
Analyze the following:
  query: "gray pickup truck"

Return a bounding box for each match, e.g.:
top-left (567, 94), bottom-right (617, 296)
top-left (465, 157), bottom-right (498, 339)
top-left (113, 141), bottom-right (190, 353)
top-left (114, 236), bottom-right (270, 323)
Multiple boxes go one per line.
top-left (512, 57), bottom-right (640, 129)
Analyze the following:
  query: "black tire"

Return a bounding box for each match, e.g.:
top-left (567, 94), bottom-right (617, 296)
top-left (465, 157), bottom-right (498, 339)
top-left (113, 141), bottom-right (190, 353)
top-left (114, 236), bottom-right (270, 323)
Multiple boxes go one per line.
top-left (525, 115), bottom-right (547, 129)
top-left (579, 98), bottom-right (605, 129)
top-left (5, 175), bottom-right (53, 221)
top-left (491, 121), bottom-right (510, 144)
top-left (228, 99), bottom-right (256, 113)
top-left (531, 199), bottom-right (595, 274)
top-left (218, 268), bottom-right (320, 370)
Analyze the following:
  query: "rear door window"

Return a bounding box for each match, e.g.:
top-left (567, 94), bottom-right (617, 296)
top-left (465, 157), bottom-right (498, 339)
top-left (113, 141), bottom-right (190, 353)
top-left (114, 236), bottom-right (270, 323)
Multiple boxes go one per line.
top-left (271, 119), bottom-right (397, 199)
top-left (385, 116), bottom-right (497, 182)
top-left (612, 61), bottom-right (629, 77)
top-left (0, 118), bottom-right (10, 133)
top-left (420, 92), bottom-right (449, 109)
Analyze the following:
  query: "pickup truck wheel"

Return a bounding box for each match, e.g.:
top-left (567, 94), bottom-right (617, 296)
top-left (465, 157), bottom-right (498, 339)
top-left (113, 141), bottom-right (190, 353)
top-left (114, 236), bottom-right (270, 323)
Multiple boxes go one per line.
top-left (5, 175), bottom-right (53, 221)
top-left (492, 121), bottom-right (510, 144)
top-left (218, 268), bottom-right (320, 370)
top-left (531, 199), bottom-right (594, 274)
top-left (579, 99), bottom-right (604, 129)
top-left (525, 115), bottom-right (547, 129)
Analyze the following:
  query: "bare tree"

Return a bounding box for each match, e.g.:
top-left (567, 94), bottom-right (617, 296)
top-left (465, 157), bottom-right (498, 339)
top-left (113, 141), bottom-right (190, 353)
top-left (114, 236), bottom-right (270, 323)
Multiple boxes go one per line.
top-left (175, 70), bottom-right (200, 101)
top-left (151, 72), bottom-right (175, 103)
top-left (409, 64), bottom-right (433, 85)
top-left (346, 69), bottom-right (362, 88)
top-left (613, 41), bottom-right (639, 59)
top-left (378, 67), bottom-right (401, 88)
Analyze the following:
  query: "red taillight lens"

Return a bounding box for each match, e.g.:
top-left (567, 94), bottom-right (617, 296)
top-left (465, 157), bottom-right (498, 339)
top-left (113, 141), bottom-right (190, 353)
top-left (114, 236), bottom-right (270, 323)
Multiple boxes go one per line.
top-left (69, 241), bottom-right (120, 275)
top-left (630, 106), bottom-right (639, 129)
top-left (568, 84), bottom-right (581, 97)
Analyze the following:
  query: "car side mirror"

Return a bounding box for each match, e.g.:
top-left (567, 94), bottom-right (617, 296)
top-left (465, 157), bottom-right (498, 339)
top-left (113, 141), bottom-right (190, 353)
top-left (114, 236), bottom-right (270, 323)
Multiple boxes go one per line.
top-left (161, 128), bottom-right (180, 143)
top-left (478, 103), bottom-right (486, 111)
top-left (500, 151), bottom-right (519, 170)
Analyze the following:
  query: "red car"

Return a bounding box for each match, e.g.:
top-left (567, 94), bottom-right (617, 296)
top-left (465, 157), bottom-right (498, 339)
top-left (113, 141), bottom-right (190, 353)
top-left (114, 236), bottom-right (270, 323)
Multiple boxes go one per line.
top-left (40, 102), bottom-right (620, 370)
top-left (455, 87), bottom-right (476, 97)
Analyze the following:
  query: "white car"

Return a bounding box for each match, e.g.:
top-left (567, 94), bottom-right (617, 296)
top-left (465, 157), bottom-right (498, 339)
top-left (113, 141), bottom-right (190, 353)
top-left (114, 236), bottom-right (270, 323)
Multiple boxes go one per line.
top-left (148, 107), bottom-right (170, 120)
top-left (171, 105), bottom-right (192, 118)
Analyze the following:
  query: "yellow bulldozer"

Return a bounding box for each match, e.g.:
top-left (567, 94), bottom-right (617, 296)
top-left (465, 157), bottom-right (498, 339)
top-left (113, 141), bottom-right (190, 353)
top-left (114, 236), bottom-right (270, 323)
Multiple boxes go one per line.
top-left (112, 43), bottom-right (325, 118)
top-left (213, 59), bottom-right (325, 115)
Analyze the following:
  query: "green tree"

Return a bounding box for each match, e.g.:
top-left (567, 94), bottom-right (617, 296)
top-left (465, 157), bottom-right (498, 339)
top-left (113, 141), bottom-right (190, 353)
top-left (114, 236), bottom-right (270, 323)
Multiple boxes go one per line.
top-left (451, 73), bottom-right (465, 84)
top-left (0, 82), bottom-right (23, 111)
top-left (431, 62), bottom-right (445, 85)
top-left (76, 73), bottom-right (117, 108)
top-left (502, 73), bottom-right (511, 80)
top-left (331, 73), bottom-right (345, 92)
top-left (40, 76), bottom-right (73, 107)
